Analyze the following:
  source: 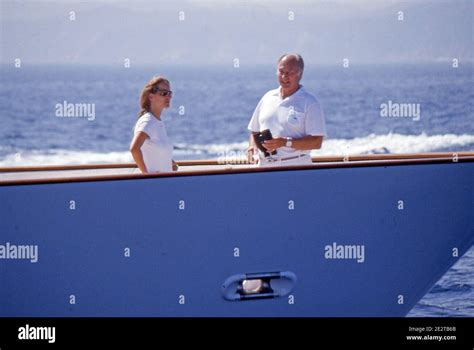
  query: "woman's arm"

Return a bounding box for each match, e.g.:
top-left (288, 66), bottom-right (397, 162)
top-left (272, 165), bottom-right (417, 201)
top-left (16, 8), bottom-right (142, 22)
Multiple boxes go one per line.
top-left (130, 131), bottom-right (149, 173)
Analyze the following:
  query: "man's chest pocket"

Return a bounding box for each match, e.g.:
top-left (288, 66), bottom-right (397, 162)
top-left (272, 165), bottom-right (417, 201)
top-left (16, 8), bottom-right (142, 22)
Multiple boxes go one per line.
top-left (286, 111), bottom-right (305, 130)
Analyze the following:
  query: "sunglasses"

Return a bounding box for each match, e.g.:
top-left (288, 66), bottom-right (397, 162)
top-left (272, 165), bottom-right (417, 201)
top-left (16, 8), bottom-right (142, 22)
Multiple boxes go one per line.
top-left (151, 86), bottom-right (173, 97)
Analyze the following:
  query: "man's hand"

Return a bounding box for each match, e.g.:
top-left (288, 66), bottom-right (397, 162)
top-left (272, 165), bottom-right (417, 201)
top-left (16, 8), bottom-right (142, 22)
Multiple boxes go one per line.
top-left (263, 137), bottom-right (286, 152)
top-left (247, 147), bottom-right (257, 164)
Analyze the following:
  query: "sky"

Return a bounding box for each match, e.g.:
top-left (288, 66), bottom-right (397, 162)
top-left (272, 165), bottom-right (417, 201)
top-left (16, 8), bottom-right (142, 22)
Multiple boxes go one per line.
top-left (1, 0), bottom-right (473, 65)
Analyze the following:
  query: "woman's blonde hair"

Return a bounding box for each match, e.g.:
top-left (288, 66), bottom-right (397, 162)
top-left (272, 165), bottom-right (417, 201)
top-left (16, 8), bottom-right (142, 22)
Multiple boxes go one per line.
top-left (137, 76), bottom-right (170, 117)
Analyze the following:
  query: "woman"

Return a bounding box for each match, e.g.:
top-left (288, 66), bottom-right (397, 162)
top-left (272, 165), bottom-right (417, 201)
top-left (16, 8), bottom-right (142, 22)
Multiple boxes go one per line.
top-left (130, 76), bottom-right (178, 173)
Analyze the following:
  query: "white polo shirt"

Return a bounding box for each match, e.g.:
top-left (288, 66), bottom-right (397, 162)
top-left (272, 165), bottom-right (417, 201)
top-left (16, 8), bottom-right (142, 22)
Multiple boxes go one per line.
top-left (134, 112), bottom-right (173, 172)
top-left (247, 86), bottom-right (326, 159)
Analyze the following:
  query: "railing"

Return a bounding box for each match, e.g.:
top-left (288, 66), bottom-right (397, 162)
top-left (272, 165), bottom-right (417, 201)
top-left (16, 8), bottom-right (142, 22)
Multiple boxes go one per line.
top-left (0, 152), bottom-right (473, 186)
top-left (0, 152), bottom-right (473, 172)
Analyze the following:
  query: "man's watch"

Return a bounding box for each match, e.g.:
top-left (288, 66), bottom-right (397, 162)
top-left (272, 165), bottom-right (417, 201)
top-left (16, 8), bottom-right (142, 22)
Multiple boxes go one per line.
top-left (286, 137), bottom-right (293, 148)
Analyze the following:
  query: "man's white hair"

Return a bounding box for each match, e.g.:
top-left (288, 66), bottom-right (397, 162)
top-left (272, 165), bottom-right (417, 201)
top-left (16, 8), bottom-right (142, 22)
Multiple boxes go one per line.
top-left (277, 53), bottom-right (304, 75)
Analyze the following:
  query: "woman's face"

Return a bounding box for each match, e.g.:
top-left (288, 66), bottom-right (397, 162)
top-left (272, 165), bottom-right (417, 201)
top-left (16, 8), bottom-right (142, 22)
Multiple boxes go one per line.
top-left (149, 81), bottom-right (172, 110)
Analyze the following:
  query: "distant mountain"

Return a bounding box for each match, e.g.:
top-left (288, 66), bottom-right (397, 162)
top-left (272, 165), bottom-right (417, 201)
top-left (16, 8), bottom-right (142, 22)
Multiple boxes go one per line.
top-left (1, 0), bottom-right (472, 65)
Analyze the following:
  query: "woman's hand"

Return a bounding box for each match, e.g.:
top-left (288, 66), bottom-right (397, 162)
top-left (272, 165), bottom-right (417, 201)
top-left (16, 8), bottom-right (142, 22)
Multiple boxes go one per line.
top-left (172, 160), bottom-right (179, 171)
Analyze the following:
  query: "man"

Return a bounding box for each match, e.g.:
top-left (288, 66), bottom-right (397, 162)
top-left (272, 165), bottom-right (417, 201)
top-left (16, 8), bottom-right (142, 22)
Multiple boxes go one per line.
top-left (247, 54), bottom-right (326, 166)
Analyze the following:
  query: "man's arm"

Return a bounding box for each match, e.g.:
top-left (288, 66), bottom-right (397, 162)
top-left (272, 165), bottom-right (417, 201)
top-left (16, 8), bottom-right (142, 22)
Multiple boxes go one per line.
top-left (292, 135), bottom-right (323, 150)
top-left (247, 132), bottom-right (258, 163)
top-left (247, 93), bottom-right (268, 164)
top-left (263, 135), bottom-right (323, 152)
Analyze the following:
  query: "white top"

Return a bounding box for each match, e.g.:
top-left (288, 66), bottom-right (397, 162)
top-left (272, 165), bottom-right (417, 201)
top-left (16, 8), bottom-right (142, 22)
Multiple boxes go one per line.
top-left (133, 112), bottom-right (173, 172)
top-left (247, 86), bottom-right (326, 158)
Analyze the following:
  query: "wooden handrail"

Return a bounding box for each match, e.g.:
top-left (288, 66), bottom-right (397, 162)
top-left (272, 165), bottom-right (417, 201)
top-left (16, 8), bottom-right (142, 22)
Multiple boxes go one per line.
top-left (0, 154), bottom-right (473, 186)
top-left (0, 152), bottom-right (472, 173)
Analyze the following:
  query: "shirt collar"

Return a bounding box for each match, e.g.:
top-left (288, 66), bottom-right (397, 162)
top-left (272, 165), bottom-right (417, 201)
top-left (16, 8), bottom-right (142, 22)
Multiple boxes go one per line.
top-left (277, 85), bottom-right (304, 100)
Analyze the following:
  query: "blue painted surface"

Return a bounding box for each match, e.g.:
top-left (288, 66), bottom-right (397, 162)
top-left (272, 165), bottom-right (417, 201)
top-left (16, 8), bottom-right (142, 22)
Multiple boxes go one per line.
top-left (0, 162), bottom-right (473, 316)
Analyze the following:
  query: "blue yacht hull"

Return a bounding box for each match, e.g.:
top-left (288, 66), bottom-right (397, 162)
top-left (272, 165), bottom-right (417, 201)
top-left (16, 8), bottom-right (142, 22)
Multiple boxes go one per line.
top-left (0, 159), bottom-right (473, 316)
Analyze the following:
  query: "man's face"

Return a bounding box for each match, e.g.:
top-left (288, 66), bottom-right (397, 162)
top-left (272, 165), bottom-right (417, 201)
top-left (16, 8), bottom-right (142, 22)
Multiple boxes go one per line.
top-left (277, 60), bottom-right (301, 92)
